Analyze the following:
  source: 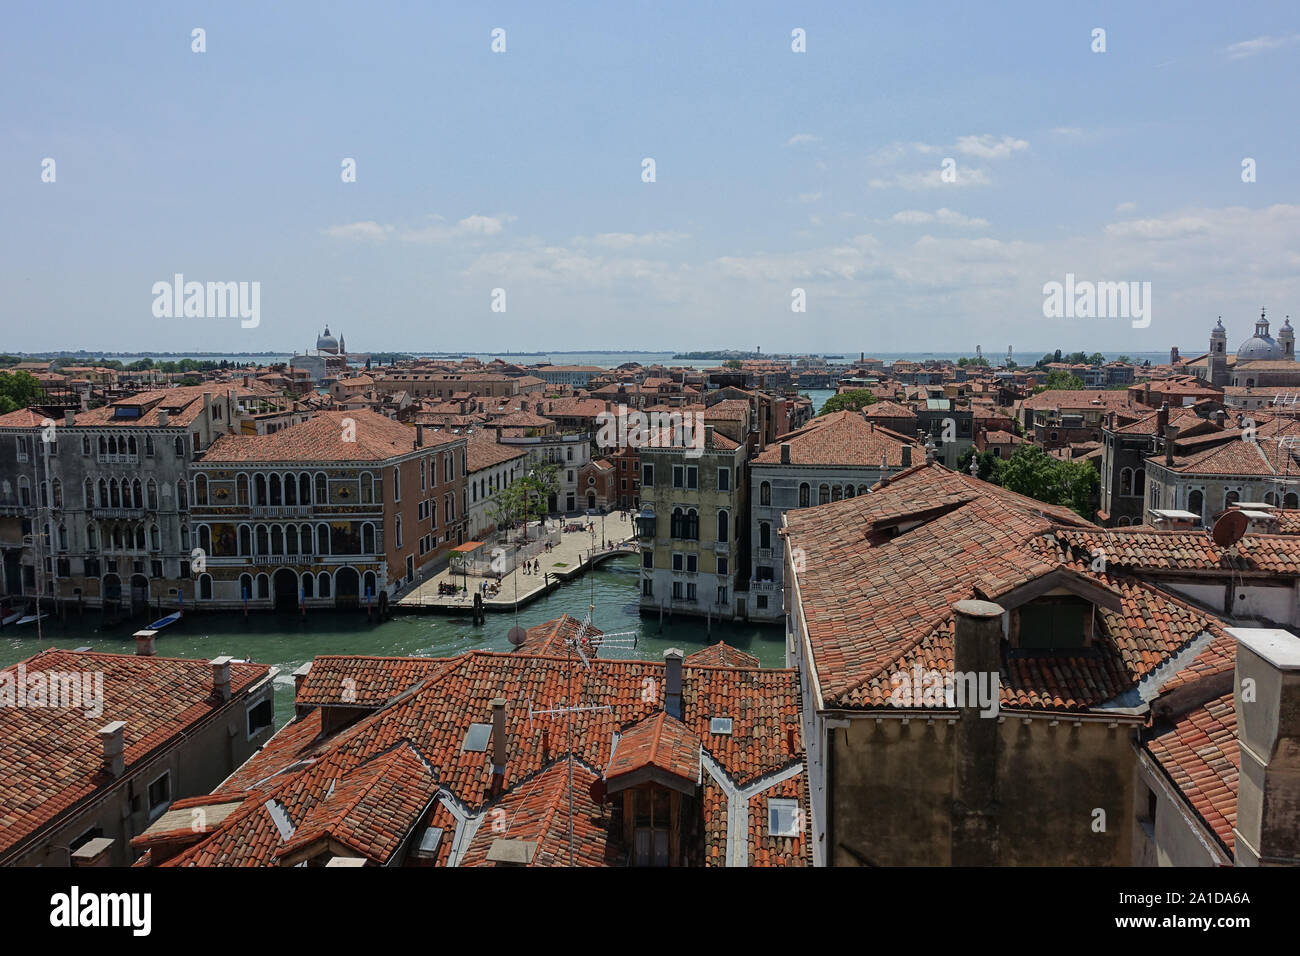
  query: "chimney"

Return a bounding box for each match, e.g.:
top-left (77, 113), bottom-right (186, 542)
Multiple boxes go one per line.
top-left (663, 648), bottom-right (683, 719)
top-left (902, 445), bottom-right (913, 467)
top-left (415, 424), bottom-right (424, 447)
top-left (243, 374), bottom-right (250, 387)
top-left (70, 837), bottom-right (115, 867)
top-left (1229, 627), bottom-right (1300, 865)
top-left (950, 599), bottom-right (1005, 866)
top-left (1144, 381), bottom-right (1152, 405)
top-left (780, 442), bottom-right (791, 464)
top-left (704, 424), bottom-right (714, 447)
top-left (490, 697), bottom-right (508, 794)
top-left (99, 721), bottom-right (126, 778)
top-left (64, 410), bottom-right (75, 427)
top-left (158, 409), bottom-right (169, 427)
top-left (211, 656), bottom-right (232, 702)
top-left (1215, 409), bottom-right (1227, 428)
top-left (133, 629), bottom-right (157, 657)
top-left (1165, 425), bottom-right (1179, 466)
top-left (1156, 401), bottom-right (1170, 436)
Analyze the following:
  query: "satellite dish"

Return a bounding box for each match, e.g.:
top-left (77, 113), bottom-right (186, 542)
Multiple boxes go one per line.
top-left (1212, 509), bottom-right (1249, 548)
top-left (507, 625), bottom-right (527, 646)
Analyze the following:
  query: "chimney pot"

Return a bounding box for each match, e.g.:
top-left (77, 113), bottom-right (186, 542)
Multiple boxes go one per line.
top-left (99, 721), bottom-right (126, 778)
top-left (663, 648), bottom-right (684, 719)
top-left (491, 697), bottom-right (508, 792)
top-left (158, 409), bottom-right (169, 426)
top-left (133, 629), bottom-right (157, 657)
top-left (64, 410), bottom-right (75, 427)
top-left (211, 656), bottom-right (232, 702)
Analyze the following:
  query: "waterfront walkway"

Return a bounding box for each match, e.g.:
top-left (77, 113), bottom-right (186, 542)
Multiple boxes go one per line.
top-left (395, 511), bottom-right (637, 613)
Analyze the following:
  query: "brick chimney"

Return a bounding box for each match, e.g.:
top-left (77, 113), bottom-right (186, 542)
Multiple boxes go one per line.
top-left (1157, 401), bottom-right (1169, 436)
top-left (951, 599), bottom-right (1005, 866)
top-left (490, 698), bottom-right (508, 794)
top-left (211, 656), bottom-right (232, 702)
top-left (64, 410), bottom-right (75, 427)
top-left (1230, 627), bottom-right (1300, 865)
top-left (663, 648), bottom-right (683, 719)
top-left (1165, 425), bottom-right (1179, 466)
top-left (415, 424), bottom-right (424, 447)
top-left (99, 721), bottom-right (126, 778)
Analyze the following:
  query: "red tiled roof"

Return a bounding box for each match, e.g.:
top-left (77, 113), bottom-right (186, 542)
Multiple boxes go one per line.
top-left (607, 712), bottom-right (701, 786)
top-left (753, 411), bottom-right (914, 467)
top-left (0, 650), bottom-right (269, 861)
top-left (203, 410), bottom-right (458, 463)
top-left (685, 642), bottom-right (760, 669)
top-left (1147, 691), bottom-right (1239, 854)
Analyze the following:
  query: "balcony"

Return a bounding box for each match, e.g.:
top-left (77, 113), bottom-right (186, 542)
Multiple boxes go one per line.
top-left (92, 507), bottom-right (148, 520)
top-left (97, 453), bottom-right (140, 465)
top-left (250, 505), bottom-right (315, 518)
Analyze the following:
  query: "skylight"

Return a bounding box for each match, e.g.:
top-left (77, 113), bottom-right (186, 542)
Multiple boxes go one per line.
top-left (710, 717), bottom-right (733, 735)
top-left (462, 723), bottom-right (492, 752)
top-left (768, 798), bottom-right (800, 837)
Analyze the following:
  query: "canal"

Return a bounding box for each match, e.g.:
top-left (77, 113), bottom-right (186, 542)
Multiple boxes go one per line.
top-left (0, 555), bottom-right (786, 726)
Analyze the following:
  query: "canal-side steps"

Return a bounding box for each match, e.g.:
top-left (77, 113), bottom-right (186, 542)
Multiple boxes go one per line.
top-left (393, 542), bottom-right (638, 614)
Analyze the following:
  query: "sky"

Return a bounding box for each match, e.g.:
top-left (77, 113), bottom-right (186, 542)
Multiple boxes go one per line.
top-left (1, 1), bottom-right (1298, 357)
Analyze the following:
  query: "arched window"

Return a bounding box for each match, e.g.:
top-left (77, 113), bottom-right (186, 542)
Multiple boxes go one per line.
top-left (150, 524), bottom-right (160, 551)
top-left (831, 486), bottom-right (842, 502)
top-left (1225, 490), bottom-right (1240, 509)
top-left (134, 525), bottom-right (145, 550)
top-left (177, 480), bottom-right (188, 510)
top-left (686, 508), bottom-right (699, 541)
top-left (315, 473), bottom-right (327, 504)
top-left (299, 474), bottom-right (310, 505)
top-left (132, 479), bottom-right (143, 509)
top-left (362, 523), bottom-right (375, 553)
top-left (318, 572), bottom-right (331, 598)
top-left (760, 521), bottom-right (771, 550)
top-left (819, 484), bottom-right (830, 505)
top-left (671, 507), bottom-right (684, 539)
top-left (286, 524), bottom-right (298, 555)
top-left (301, 573), bottom-right (314, 598)
top-left (361, 472), bottom-right (374, 504)
top-left (51, 479), bottom-right (62, 509)
top-left (364, 571), bottom-right (377, 599)
top-left (239, 573), bottom-right (253, 601)
top-left (1287, 492), bottom-right (1299, 509)
top-left (300, 524), bottom-right (312, 555)
top-left (98, 436), bottom-right (107, 456)
top-left (256, 525), bottom-right (269, 555)
top-left (284, 473), bottom-right (297, 506)
top-left (257, 574), bottom-right (269, 599)
top-left (318, 524), bottom-right (331, 555)
top-left (857, 484), bottom-right (869, 496)
top-left (93, 478), bottom-right (103, 508)
top-left (845, 485), bottom-right (855, 498)
top-left (237, 474), bottom-right (249, 506)
top-left (175, 436), bottom-right (185, 456)
top-left (39, 481), bottom-right (49, 508)
top-left (145, 435), bottom-right (154, 457)
top-left (239, 525), bottom-right (251, 556)
top-left (199, 574), bottom-right (213, 600)
top-left (270, 526), bottom-right (284, 555)
top-left (760, 481), bottom-right (771, 506)
top-left (180, 524), bottom-right (190, 550)
top-left (799, 483), bottom-right (811, 508)
top-left (269, 474), bottom-right (281, 506)
top-left (57, 524), bottom-right (68, 551)
top-left (1119, 468), bottom-right (1133, 497)
top-left (86, 524), bottom-right (97, 551)
top-left (127, 436), bottom-right (137, 456)
top-left (1265, 492), bottom-right (1278, 506)
top-left (147, 479), bottom-right (158, 510)
top-left (199, 525), bottom-right (212, 553)
top-left (717, 509), bottom-right (729, 542)
top-left (395, 515), bottom-right (403, 549)
top-left (1134, 468), bottom-right (1146, 496)
top-left (254, 474), bottom-right (267, 507)
top-left (1188, 489), bottom-right (1204, 519)
top-left (110, 479), bottom-right (121, 508)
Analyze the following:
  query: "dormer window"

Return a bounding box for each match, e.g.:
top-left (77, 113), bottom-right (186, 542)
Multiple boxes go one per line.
top-left (1015, 595), bottom-right (1093, 650)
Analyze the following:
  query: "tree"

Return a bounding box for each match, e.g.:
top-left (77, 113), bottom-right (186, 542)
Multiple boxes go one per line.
top-left (818, 389), bottom-right (877, 416)
top-left (1087, 352), bottom-right (1105, 366)
top-left (724, 359), bottom-right (742, 369)
top-left (0, 370), bottom-right (43, 414)
top-left (989, 445), bottom-right (1099, 518)
top-left (1037, 370), bottom-right (1085, 391)
top-left (488, 461), bottom-right (560, 539)
top-left (957, 356), bottom-right (990, 368)
top-left (956, 446), bottom-right (1000, 481)
top-left (1115, 355), bottom-right (1132, 365)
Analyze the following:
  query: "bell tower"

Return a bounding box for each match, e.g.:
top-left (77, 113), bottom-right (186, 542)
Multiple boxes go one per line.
top-left (1208, 318), bottom-right (1228, 386)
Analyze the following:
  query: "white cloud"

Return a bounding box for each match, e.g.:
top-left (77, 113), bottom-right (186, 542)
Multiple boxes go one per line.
top-left (870, 168), bottom-right (991, 190)
top-left (888, 208), bottom-right (989, 228)
top-left (323, 221), bottom-right (392, 241)
top-left (1053, 127), bottom-right (1083, 137)
top-left (579, 231), bottom-right (689, 248)
top-left (1115, 201), bottom-right (1137, 213)
top-left (1105, 216), bottom-right (1211, 240)
top-left (955, 134), bottom-right (1029, 159)
top-left (1225, 34), bottom-right (1300, 60)
top-left (785, 133), bottom-right (820, 147)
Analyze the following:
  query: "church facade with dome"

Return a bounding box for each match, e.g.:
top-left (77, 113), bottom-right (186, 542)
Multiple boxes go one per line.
top-left (290, 326), bottom-right (355, 384)
top-left (1188, 310), bottom-right (1300, 389)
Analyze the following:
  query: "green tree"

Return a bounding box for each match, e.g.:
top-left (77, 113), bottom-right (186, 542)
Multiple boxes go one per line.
top-left (488, 462), bottom-right (560, 539)
top-left (956, 446), bottom-right (1000, 481)
top-left (724, 359), bottom-right (742, 369)
top-left (990, 445), bottom-right (1099, 518)
top-left (1114, 355), bottom-right (1133, 365)
top-left (0, 370), bottom-right (43, 413)
top-left (1037, 370), bottom-right (1085, 391)
top-left (818, 389), bottom-right (877, 416)
top-left (1087, 352), bottom-right (1105, 365)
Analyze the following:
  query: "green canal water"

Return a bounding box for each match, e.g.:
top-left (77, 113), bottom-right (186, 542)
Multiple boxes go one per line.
top-left (0, 556), bottom-right (786, 727)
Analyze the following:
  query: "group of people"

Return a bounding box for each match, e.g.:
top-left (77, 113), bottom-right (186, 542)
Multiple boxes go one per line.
top-left (521, 558), bottom-right (542, 575)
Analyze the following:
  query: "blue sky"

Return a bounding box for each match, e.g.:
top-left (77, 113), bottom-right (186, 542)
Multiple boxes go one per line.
top-left (2, 1), bottom-right (1297, 356)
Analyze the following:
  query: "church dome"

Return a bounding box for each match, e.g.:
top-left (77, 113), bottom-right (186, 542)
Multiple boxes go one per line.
top-left (1237, 310), bottom-right (1283, 361)
top-left (316, 327), bottom-right (339, 353)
